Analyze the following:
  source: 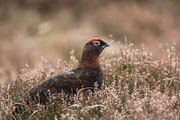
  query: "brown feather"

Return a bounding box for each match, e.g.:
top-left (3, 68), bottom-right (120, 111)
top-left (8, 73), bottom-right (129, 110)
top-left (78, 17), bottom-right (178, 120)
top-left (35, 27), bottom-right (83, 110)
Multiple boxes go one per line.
top-left (12, 38), bottom-right (109, 116)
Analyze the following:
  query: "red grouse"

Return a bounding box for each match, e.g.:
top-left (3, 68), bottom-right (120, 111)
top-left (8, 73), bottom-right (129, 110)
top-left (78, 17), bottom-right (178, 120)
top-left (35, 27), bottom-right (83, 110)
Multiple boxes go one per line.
top-left (13, 39), bottom-right (109, 115)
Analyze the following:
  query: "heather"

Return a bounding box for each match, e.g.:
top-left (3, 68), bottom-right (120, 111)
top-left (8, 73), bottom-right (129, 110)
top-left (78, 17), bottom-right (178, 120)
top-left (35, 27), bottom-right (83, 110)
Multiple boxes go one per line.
top-left (1, 1), bottom-right (180, 119)
top-left (0, 41), bottom-right (179, 120)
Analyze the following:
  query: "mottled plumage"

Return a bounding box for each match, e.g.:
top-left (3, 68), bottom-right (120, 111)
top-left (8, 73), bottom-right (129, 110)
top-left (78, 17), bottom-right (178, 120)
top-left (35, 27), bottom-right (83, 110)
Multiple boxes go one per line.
top-left (25, 67), bottom-right (104, 104)
top-left (12, 39), bottom-right (109, 116)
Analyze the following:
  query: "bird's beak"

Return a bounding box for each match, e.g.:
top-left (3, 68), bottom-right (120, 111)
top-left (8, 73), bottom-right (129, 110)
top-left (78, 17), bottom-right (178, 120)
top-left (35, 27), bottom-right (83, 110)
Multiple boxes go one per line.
top-left (102, 43), bottom-right (110, 49)
top-left (99, 43), bottom-right (110, 54)
top-left (105, 43), bottom-right (110, 47)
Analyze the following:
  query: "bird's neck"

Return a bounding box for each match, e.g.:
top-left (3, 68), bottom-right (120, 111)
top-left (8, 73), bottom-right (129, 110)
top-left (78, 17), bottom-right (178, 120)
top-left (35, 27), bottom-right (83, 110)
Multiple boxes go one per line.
top-left (80, 52), bottom-right (100, 67)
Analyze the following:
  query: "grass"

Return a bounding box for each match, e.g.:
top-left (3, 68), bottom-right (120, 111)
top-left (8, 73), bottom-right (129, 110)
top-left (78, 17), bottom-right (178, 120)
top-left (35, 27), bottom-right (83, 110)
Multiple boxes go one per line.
top-left (0, 41), bottom-right (179, 120)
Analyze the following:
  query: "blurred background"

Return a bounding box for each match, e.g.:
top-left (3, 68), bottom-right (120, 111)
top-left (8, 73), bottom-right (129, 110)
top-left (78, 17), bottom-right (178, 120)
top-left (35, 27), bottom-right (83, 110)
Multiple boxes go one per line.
top-left (0, 0), bottom-right (180, 83)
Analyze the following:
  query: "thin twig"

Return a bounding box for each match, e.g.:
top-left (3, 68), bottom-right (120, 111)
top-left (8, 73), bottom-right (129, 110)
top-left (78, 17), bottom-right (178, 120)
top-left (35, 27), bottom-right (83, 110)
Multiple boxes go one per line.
top-left (76, 87), bottom-right (94, 102)
top-left (106, 88), bottom-right (118, 99)
top-left (81, 104), bottom-right (105, 113)
top-left (28, 110), bottom-right (39, 120)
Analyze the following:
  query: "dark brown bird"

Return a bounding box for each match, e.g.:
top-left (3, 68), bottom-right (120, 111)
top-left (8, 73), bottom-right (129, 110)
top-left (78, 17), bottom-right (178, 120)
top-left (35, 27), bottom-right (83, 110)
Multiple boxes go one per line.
top-left (12, 39), bottom-right (109, 116)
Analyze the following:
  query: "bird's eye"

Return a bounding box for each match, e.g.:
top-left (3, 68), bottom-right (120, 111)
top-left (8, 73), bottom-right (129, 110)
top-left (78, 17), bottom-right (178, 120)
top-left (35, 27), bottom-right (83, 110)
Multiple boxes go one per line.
top-left (93, 41), bottom-right (100, 46)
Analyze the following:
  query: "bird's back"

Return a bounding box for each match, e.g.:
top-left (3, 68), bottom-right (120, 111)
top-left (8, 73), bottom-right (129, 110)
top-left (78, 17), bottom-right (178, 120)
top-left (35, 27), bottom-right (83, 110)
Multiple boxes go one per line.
top-left (22, 66), bottom-right (104, 104)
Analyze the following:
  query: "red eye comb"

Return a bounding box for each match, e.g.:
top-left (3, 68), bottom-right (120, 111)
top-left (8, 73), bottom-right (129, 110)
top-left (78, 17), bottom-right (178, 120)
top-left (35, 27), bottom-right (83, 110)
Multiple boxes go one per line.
top-left (92, 40), bottom-right (100, 43)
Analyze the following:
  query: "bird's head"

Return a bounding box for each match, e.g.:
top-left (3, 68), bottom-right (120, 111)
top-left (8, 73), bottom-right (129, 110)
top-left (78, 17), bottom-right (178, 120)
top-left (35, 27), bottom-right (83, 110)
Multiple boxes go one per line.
top-left (80, 38), bottom-right (109, 67)
top-left (83, 38), bottom-right (110, 57)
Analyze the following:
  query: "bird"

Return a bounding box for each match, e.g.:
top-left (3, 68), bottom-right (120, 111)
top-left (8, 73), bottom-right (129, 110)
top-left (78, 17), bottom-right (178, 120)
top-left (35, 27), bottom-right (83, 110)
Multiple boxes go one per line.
top-left (12, 38), bottom-right (109, 116)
